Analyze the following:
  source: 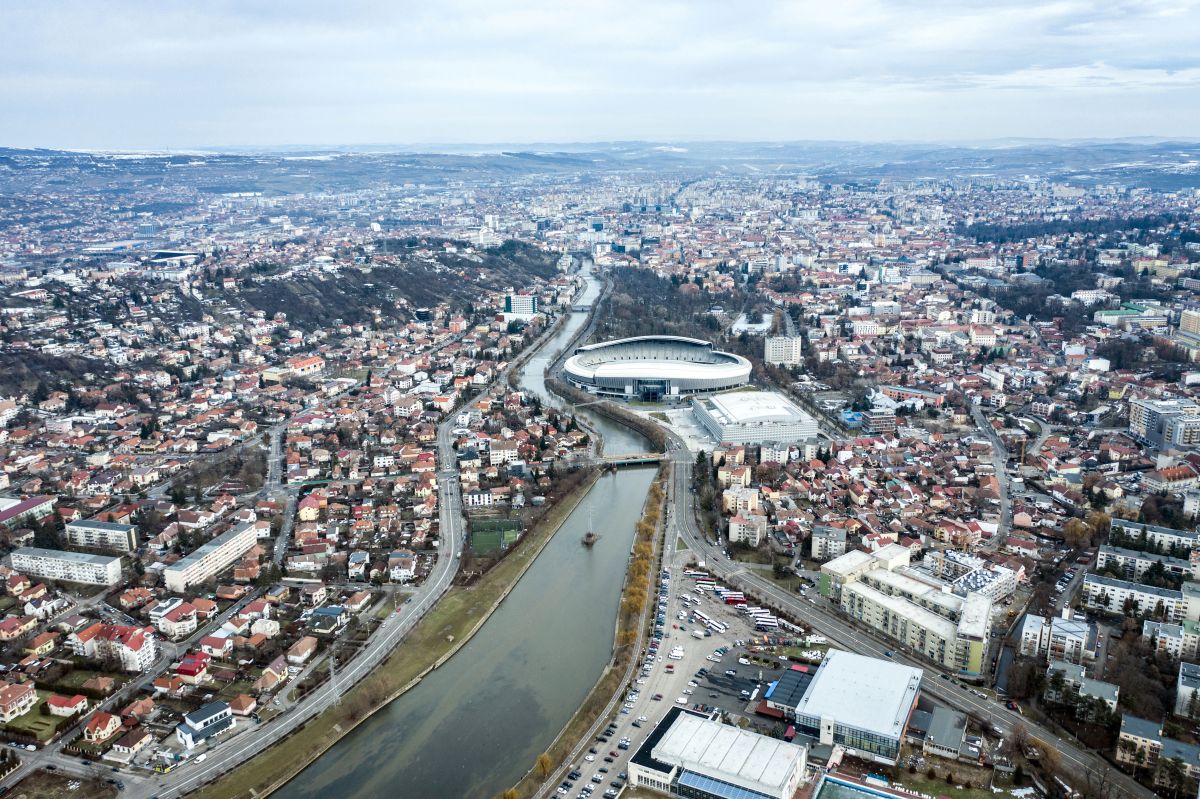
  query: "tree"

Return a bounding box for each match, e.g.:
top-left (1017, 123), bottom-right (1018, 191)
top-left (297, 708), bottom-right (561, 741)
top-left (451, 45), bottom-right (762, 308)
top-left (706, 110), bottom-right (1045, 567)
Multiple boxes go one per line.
top-left (536, 752), bottom-right (552, 779)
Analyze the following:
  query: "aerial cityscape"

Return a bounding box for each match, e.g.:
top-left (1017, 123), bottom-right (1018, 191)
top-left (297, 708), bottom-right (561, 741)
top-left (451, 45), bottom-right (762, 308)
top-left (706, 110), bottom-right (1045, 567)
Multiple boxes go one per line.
top-left (2, 3), bottom-right (1200, 799)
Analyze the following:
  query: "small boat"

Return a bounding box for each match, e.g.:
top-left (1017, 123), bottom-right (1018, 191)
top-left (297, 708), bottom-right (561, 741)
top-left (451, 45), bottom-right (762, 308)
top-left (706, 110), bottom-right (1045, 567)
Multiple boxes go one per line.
top-left (582, 513), bottom-right (599, 546)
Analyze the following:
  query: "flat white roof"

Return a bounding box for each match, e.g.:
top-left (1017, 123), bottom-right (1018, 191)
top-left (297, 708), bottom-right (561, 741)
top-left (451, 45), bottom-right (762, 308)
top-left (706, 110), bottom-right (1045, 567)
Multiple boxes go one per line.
top-left (701, 391), bottom-right (809, 425)
top-left (795, 649), bottom-right (922, 738)
top-left (652, 713), bottom-right (806, 797)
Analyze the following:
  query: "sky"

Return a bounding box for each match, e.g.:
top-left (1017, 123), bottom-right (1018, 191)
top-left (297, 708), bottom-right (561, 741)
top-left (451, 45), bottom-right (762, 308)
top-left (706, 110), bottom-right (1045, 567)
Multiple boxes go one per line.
top-left (1, 0), bottom-right (1199, 150)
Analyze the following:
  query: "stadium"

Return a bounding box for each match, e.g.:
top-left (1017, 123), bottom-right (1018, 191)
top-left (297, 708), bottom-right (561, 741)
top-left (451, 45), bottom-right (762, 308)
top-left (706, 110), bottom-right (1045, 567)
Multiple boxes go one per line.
top-left (562, 335), bottom-right (752, 401)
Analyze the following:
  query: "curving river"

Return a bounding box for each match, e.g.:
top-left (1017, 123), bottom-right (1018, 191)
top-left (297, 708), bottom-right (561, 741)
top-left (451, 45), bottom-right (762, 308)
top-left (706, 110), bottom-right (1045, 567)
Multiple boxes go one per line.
top-left (274, 262), bottom-right (656, 799)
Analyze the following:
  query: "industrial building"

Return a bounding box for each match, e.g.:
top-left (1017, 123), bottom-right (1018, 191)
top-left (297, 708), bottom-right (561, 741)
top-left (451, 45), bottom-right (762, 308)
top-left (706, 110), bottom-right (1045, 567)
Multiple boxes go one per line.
top-left (792, 650), bottom-right (922, 764)
top-left (628, 708), bottom-right (808, 799)
top-left (563, 335), bottom-right (751, 401)
top-left (65, 519), bottom-right (138, 552)
top-left (11, 547), bottom-right (123, 586)
top-left (692, 391), bottom-right (819, 445)
top-left (163, 522), bottom-right (257, 592)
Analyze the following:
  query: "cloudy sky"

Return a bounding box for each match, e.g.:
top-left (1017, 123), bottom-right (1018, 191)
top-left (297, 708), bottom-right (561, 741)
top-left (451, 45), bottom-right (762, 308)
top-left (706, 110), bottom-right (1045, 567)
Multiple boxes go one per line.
top-left (2, 0), bottom-right (1198, 149)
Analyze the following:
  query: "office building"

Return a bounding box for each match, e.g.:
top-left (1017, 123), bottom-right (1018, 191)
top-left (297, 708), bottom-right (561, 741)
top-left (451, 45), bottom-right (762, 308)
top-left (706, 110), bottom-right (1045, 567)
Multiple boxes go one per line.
top-left (502, 287), bottom-right (539, 321)
top-left (792, 650), bottom-right (922, 764)
top-left (764, 336), bottom-right (804, 366)
top-left (692, 391), bottom-right (819, 445)
top-left (628, 708), bottom-right (807, 799)
top-left (11, 547), bottom-right (122, 586)
top-left (176, 701), bottom-right (235, 749)
top-left (65, 520), bottom-right (138, 552)
top-left (163, 522), bottom-right (257, 592)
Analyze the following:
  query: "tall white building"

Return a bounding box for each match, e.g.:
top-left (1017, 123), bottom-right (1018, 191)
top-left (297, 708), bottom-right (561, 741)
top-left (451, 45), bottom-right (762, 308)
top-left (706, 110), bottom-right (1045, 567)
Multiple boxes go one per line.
top-left (764, 336), bottom-right (804, 366)
top-left (163, 522), bottom-right (257, 592)
top-left (11, 547), bottom-right (122, 586)
top-left (65, 520), bottom-right (138, 552)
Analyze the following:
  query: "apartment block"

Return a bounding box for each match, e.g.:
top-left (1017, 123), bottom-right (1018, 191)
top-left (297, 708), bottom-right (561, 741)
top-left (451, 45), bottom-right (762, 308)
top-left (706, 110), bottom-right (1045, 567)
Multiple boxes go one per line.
top-left (163, 522), bottom-right (257, 593)
top-left (11, 547), bottom-right (122, 586)
top-left (65, 519), bottom-right (138, 552)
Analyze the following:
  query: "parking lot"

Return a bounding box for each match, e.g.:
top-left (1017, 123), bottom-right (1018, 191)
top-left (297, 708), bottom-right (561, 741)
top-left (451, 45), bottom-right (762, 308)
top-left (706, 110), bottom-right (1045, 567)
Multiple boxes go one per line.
top-left (547, 549), bottom-right (777, 798)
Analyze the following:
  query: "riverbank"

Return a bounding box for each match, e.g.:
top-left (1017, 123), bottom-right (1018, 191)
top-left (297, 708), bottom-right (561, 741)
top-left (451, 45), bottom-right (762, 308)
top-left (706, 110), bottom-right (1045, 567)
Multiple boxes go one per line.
top-left (190, 468), bottom-right (601, 799)
top-left (502, 467), bottom-right (667, 799)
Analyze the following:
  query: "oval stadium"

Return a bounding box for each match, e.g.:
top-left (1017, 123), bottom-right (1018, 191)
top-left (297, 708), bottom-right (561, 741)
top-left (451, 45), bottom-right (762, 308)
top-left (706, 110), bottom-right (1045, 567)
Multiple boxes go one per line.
top-left (562, 335), bottom-right (751, 401)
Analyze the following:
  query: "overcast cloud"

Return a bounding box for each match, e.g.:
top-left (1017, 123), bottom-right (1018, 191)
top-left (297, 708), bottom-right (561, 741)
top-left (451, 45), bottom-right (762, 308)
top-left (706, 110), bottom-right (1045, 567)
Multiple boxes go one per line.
top-left (1, 0), bottom-right (1198, 149)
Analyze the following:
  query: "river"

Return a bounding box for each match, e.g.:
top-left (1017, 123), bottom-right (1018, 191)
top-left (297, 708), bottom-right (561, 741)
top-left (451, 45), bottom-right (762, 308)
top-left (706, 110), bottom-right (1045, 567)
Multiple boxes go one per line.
top-left (274, 262), bottom-right (655, 799)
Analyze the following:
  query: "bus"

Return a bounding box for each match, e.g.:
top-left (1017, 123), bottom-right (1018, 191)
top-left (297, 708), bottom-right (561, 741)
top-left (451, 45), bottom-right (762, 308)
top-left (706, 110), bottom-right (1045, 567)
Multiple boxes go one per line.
top-left (684, 570), bottom-right (709, 579)
top-left (755, 618), bottom-right (780, 631)
top-left (694, 610), bottom-right (712, 626)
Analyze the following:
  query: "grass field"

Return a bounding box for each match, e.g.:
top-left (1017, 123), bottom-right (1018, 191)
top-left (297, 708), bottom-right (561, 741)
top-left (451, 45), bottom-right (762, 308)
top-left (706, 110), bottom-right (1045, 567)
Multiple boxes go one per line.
top-left (895, 771), bottom-right (1020, 799)
top-left (191, 471), bottom-right (599, 799)
top-left (4, 690), bottom-right (60, 742)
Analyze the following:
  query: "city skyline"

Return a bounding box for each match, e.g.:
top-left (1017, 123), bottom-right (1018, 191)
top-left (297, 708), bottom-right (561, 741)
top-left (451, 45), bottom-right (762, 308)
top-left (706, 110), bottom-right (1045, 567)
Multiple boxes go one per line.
top-left (2, 0), bottom-right (1199, 149)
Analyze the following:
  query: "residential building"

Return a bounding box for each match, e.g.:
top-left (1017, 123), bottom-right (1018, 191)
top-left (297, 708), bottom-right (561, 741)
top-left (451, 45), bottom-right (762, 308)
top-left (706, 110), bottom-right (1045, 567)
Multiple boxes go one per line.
top-left (810, 525), bottom-right (847, 562)
top-left (0, 680), bottom-right (36, 722)
top-left (64, 519), bottom-right (138, 552)
top-left (10, 547), bottom-right (122, 586)
top-left (1176, 662), bottom-right (1200, 719)
top-left (1017, 613), bottom-right (1096, 664)
top-left (764, 336), bottom-right (804, 366)
top-left (163, 522), bottom-right (257, 592)
top-left (1081, 573), bottom-right (1200, 623)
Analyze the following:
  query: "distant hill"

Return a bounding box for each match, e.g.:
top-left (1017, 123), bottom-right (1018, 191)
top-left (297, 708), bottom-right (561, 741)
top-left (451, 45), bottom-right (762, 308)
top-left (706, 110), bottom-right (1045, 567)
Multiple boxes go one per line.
top-left (3, 140), bottom-right (1200, 193)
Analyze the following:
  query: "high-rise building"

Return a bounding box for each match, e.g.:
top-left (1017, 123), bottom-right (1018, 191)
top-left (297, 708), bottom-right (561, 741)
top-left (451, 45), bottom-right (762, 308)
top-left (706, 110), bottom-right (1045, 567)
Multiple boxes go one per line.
top-left (502, 287), bottom-right (539, 320)
top-left (1130, 398), bottom-right (1200, 446)
top-left (764, 335), bottom-right (804, 366)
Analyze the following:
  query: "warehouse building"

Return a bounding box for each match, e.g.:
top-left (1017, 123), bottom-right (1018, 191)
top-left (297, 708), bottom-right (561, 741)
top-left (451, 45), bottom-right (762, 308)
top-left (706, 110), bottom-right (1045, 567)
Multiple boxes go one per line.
top-left (163, 522), bottom-right (257, 592)
top-left (11, 547), bottom-right (122, 586)
top-left (65, 520), bottom-right (138, 553)
top-left (793, 649), bottom-right (922, 765)
top-left (692, 391), bottom-right (819, 445)
top-left (628, 708), bottom-right (808, 799)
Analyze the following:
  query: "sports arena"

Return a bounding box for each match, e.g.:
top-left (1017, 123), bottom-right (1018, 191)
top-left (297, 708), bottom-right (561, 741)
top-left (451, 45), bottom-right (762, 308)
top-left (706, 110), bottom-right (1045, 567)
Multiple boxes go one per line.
top-left (562, 335), bottom-right (752, 401)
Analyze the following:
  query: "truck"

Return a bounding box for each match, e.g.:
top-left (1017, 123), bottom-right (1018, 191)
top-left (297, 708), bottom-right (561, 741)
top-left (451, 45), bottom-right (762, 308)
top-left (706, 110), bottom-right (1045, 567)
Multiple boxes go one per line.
top-left (691, 629), bottom-right (705, 639)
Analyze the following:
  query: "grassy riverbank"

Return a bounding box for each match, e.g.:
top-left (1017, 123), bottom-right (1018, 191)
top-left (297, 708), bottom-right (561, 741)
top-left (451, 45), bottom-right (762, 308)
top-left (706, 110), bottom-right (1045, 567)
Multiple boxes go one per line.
top-left (192, 470), bottom-right (600, 799)
top-left (502, 469), bottom-right (666, 799)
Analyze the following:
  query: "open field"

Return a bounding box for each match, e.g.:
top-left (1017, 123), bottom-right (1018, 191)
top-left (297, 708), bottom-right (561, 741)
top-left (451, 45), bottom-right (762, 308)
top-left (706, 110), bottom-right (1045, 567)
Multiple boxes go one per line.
top-left (3, 769), bottom-right (118, 799)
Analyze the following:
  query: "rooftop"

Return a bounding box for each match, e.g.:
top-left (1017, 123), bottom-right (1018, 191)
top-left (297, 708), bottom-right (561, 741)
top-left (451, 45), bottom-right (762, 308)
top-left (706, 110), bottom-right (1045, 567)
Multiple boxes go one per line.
top-left (12, 546), bottom-right (120, 566)
top-left (652, 712), bottom-right (807, 797)
top-left (698, 391), bottom-right (812, 426)
top-left (794, 649), bottom-right (922, 738)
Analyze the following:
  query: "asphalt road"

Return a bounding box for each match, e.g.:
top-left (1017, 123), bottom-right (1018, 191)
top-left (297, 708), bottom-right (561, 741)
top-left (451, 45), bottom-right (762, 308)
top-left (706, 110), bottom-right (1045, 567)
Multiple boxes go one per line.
top-left (659, 435), bottom-right (1153, 799)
